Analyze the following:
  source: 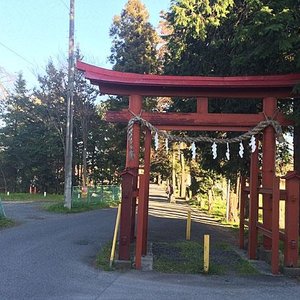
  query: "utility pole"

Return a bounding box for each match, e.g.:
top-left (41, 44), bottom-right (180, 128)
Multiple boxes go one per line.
top-left (64, 0), bottom-right (75, 209)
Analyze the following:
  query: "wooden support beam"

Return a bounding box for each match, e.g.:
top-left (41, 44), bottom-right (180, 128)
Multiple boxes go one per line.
top-left (119, 95), bottom-right (142, 261)
top-left (271, 176), bottom-right (280, 274)
top-left (248, 144), bottom-right (259, 259)
top-left (262, 97), bottom-right (277, 250)
top-left (157, 125), bottom-right (253, 132)
top-left (197, 97), bottom-right (208, 114)
top-left (142, 129), bottom-right (151, 255)
top-left (106, 110), bottom-right (292, 129)
top-left (77, 61), bottom-right (300, 98)
top-left (284, 171), bottom-right (300, 267)
top-left (119, 170), bottom-right (134, 260)
top-left (239, 177), bottom-right (247, 249)
top-left (135, 174), bottom-right (146, 270)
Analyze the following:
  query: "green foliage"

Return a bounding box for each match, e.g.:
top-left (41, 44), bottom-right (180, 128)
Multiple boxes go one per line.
top-left (153, 240), bottom-right (258, 275)
top-left (96, 242), bottom-right (114, 271)
top-left (45, 200), bottom-right (112, 213)
top-left (106, 0), bottom-right (163, 180)
top-left (109, 0), bottom-right (161, 74)
top-left (151, 140), bottom-right (172, 181)
top-left (169, 0), bottom-right (234, 40)
top-left (0, 193), bottom-right (63, 202)
top-left (163, 0), bottom-right (300, 182)
top-left (0, 53), bottom-right (107, 193)
top-left (153, 241), bottom-right (204, 273)
top-left (0, 217), bottom-right (15, 229)
top-left (165, 0), bottom-right (300, 76)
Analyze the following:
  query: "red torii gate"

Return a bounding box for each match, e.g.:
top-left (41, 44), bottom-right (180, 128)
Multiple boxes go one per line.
top-left (77, 61), bottom-right (300, 272)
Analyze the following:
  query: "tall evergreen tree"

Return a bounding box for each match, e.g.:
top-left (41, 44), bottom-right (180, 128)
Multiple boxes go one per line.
top-left (109, 0), bottom-right (161, 74)
top-left (104, 0), bottom-right (162, 181)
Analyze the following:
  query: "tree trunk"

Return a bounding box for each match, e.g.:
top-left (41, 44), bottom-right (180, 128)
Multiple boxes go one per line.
top-left (81, 117), bottom-right (88, 187)
top-left (180, 151), bottom-right (186, 198)
top-left (208, 189), bottom-right (213, 213)
top-left (229, 191), bottom-right (239, 223)
top-left (228, 176), bottom-right (240, 223)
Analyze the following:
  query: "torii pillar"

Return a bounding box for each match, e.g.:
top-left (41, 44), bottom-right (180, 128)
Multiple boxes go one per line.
top-left (262, 97), bottom-right (277, 250)
top-left (119, 94), bottom-right (142, 261)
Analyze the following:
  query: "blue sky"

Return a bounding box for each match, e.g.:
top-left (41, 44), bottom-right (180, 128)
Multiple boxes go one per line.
top-left (0, 0), bottom-right (170, 89)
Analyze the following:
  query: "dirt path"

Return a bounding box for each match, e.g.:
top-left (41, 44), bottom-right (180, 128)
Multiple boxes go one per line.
top-left (148, 183), bottom-right (237, 245)
top-left (147, 184), bottom-right (272, 275)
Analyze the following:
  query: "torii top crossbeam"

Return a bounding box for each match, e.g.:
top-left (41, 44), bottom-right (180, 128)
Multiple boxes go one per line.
top-left (77, 61), bottom-right (300, 98)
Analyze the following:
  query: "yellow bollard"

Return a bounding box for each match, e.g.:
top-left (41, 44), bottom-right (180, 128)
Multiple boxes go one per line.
top-left (186, 209), bottom-right (191, 240)
top-left (109, 204), bottom-right (121, 268)
top-left (203, 234), bottom-right (210, 273)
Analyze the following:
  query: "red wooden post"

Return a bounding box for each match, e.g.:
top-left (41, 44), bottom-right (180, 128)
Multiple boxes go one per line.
top-left (262, 97), bottom-right (277, 250)
top-left (119, 169), bottom-right (134, 260)
top-left (130, 173), bottom-right (138, 242)
top-left (248, 144), bottom-right (259, 259)
top-left (135, 174), bottom-right (146, 269)
top-left (197, 97), bottom-right (208, 114)
top-left (239, 177), bottom-right (246, 249)
top-left (118, 94), bottom-right (142, 260)
top-left (271, 176), bottom-right (280, 274)
top-left (283, 171), bottom-right (300, 267)
top-left (125, 95), bottom-right (142, 168)
top-left (125, 95), bottom-right (142, 245)
top-left (142, 128), bottom-right (151, 255)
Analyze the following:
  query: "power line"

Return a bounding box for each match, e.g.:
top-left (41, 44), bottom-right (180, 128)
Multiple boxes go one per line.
top-left (59, 0), bottom-right (69, 10)
top-left (0, 41), bottom-right (35, 67)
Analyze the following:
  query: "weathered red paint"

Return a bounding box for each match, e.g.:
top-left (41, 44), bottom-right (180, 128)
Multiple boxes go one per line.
top-left (248, 144), bottom-right (259, 259)
top-left (262, 97), bottom-right (277, 250)
top-left (197, 97), bottom-right (208, 114)
top-left (239, 177), bottom-right (247, 249)
top-left (283, 171), bottom-right (300, 267)
top-left (105, 111), bottom-right (292, 129)
top-left (119, 169), bottom-right (135, 260)
top-left (119, 95), bottom-right (142, 260)
top-left (271, 177), bottom-right (280, 274)
top-left (76, 61), bottom-right (300, 98)
top-left (135, 174), bottom-right (146, 270)
top-left (142, 129), bottom-right (151, 255)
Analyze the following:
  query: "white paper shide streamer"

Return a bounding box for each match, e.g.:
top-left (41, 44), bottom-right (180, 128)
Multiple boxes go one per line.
top-left (239, 142), bottom-right (244, 158)
top-left (212, 142), bottom-right (217, 159)
top-left (191, 142), bottom-right (196, 160)
top-left (249, 135), bottom-right (256, 153)
top-left (165, 138), bottom-right (169, 153)
top-left (226, 143), bottom-right (230, 160)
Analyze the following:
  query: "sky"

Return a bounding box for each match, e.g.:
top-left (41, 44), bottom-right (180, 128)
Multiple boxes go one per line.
top-left (0, 0), bottom-right (170, 90)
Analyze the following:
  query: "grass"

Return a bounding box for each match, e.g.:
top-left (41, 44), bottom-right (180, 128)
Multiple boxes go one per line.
top-left (44, 199), bottom-right (118, 213)
top-left (95, 242), bottom-right (113, 271)
top-left (0, 192), bottom-right (63, 202)
top-left (0, 217), bottom-right (15, 229)
top-left (154, 241), bottom-right (203, 273)
top-left (153, 240), bottom-right (259, 275)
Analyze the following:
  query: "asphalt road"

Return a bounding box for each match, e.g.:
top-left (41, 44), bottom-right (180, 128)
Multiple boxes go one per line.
top-left (1, 198), bottom-right (300, 299)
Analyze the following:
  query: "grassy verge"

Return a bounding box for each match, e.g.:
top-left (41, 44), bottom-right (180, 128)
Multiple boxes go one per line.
top-left (44, 200), bottom-right (119, 213)
top-left (0, 217), bottom-right (15, 229)
top-left (153, 240), bottom-right (258, 275)
top-left (0, 193), bottom-right (63, 202)
top-left (95, 242), bottom-right (113, 271)
top-left (94, 240), bottom-right (258, 275)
